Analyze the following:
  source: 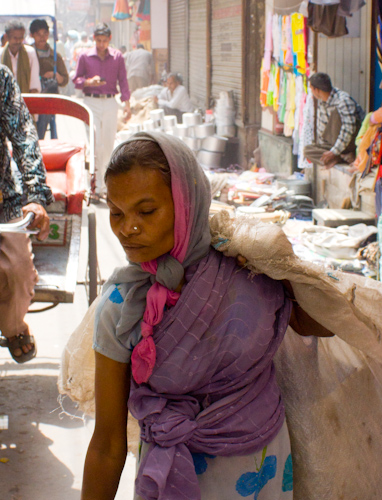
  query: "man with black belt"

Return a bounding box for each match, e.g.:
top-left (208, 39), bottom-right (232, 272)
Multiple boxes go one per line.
top-left (73, 23), bottom-right (130, 199)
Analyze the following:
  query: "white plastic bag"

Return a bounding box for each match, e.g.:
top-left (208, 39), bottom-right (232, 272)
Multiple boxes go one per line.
top-left (58, 295), bottom-right (100, 416)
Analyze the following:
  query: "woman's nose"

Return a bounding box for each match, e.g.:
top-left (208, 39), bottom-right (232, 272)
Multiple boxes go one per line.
top-left (120, 218), bottom-right (139, 237)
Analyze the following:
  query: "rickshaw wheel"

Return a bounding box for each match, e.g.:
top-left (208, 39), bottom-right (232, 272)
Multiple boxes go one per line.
top-left (88, 210), bottom-right (98, 305)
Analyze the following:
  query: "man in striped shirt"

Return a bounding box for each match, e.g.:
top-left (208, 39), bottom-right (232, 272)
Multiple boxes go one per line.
top-left (304, 72), bottom-right (365, 169)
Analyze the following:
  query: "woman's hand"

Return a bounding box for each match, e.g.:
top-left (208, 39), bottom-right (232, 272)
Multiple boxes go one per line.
top-left (81, 353), bottom-right (130, 499)
top-left (283, 280), bottom-right (334, 338)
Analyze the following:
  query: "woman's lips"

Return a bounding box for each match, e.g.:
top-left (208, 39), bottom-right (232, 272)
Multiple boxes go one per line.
top-left (122, 243), bottom-right (145, 249)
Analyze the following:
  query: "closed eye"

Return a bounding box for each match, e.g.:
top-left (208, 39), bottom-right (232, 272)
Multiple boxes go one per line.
top-left (139, 209), bottom-right (156, 216)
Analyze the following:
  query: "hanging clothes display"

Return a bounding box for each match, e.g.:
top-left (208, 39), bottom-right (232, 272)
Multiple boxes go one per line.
top-left (260, 11), bottom-right (311, 165)
top-left (298, 89), bottom-right (315, 169)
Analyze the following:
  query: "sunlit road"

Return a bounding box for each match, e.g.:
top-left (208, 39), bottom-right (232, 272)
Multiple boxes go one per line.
top-left (0, 113), bottom-right (136, 499)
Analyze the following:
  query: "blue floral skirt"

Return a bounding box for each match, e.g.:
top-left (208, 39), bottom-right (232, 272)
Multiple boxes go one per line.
top-left (135, 421), bottom-right (293, 500)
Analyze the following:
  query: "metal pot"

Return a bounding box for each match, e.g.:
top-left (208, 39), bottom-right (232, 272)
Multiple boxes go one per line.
top-left (143, 119), bottom-right (155, 131)
top-left (216, 124), bottom-right (236, 138)
top-left (173, 124), bottom-right (189, 137)
top-left (197, 149), bottom-right (222, 167)
top-left (164, 115), bottom-right (177, 131)
top-left (201, 135), bottom-right (228, 153)
top-left (182, 136), bottom-right (201, 151)
top-left (128, 123), bottom-right (142, 134)
top-left (149, 109), bottom-right (165, 129)
top-left (194, 123), bottom-right (215, 138)
top-left (182, 112), bottom-right (202, 127)
top-left (276, 179), bottom-right (311, 196)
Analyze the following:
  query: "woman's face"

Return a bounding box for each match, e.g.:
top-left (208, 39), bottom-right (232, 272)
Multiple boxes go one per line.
top-left (106, 166), bottom-right (175, 263)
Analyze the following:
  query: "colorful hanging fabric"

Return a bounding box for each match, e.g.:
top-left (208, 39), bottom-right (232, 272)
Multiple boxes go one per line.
top-left (266, 64), bottom-right (277, 107)
top-left (278, 70), bottom-right (287, 123)
top-left (284, 16), bottom-right (294, 67)
top-left (260, 59), bottom-right (270, 108)
top-left (298, 89), bottom-right (315, 169)
top-left (273, 65), bottom-right (280, 112)
top-left (272, 14), bottom-right (281, 62)
top-left (291, 13), bottom-right (307, 74)
top-left (284, 73), bottom-right (296, 137)
top-left (263, 12), bottom-right (273, 72)
top-left (137, 0), bottom-right (151, 21)
top-left (111, 0), bottom-right (131, 20)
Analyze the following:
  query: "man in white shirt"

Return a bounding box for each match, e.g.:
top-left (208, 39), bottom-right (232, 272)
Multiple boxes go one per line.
top-left (0, 21), bottom-right (41, 93)
top-left (126, 43), bottom-right (155, 92)
top-left (155, 73), bottom-right (194, 120)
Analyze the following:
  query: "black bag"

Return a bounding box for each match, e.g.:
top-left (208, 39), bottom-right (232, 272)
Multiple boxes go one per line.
top-left (41, 77), bottom-right (59, 94)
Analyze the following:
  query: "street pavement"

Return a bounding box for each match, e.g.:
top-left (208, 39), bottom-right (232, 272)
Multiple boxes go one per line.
top-left (0, 114), bottom-right (136, 499)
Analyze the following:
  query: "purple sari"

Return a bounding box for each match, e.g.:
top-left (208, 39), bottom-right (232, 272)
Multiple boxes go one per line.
top-left (129, 249), bottom-right (291, 500)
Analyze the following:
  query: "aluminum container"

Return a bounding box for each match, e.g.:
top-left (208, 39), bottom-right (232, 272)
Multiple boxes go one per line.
top-left (128, 123), bottom-right (142, 134)
top-left (216, 124), bottom-right (236, 138)
top-left (150, 108), bottom-right (165, 129)
top-left (194, 123), bottom-right (215, 138)
top-left (182, 112), bottom-right (202, 127)
top-left (143, 119), bottom-right (155, 131)
top-left (201, 135), bottom-right (228, 153)
top-left (164, 115), bottom-right (177, 131)
top-left (173, 124), bottom-right (189, 137)
top-left (197, 149), bottom-right (222, 167)
top-left (277, 179), bottom-right (311, 196)
top-left (182, 136), bottom-right (201, 151)
top-left (187, 126), bottom-right (195, 137)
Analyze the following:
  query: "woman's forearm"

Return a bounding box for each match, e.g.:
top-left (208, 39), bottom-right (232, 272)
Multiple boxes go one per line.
top-left (81, 439), bottom-right (127, 500)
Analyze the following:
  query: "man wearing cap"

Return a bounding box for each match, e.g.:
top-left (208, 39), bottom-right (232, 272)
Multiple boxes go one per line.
top-left (0, 20), bottom-right (41, 93)
top-left (304, 72), bottom-right (365, 169)
top-left (73, 23), bottom-right (130, 200)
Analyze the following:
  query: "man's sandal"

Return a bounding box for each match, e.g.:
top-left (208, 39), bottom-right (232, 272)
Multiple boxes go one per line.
top-left (0, 331), bottom-right (37, 364)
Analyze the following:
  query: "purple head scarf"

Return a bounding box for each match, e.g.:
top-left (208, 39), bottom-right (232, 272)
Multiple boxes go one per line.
top-left (105, 131), bottom-right (212, 383)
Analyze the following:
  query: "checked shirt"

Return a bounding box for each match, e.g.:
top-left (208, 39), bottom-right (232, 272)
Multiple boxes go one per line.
top-left (317, 87), bottom-right (365, 156)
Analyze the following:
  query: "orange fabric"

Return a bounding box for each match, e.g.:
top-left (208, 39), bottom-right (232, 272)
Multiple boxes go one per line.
top-left (260, 60), bottom-right (270, 107)
top-left (353, 124), bottom-right (378, 173)
top-left (371, 108), bottom-right (382, 124)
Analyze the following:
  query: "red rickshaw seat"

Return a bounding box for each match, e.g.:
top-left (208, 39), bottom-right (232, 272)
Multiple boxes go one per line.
top-left (39, 140), bottom-right (86, 214)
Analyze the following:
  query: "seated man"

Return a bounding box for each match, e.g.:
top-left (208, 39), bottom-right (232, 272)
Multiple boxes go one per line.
top-left (304, 72), bottom-right (365, 169)
top-left (155, 72), bottom-right (194, 121)
top-left (0, 65), bottom-right (53, 363)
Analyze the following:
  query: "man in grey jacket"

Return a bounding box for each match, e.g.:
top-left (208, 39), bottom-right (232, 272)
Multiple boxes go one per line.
top-left (126, 43), bottom-right (155, 92)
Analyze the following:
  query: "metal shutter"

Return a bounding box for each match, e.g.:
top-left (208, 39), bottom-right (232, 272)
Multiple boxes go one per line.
top-left (169, 0), bottom-right (188, 89)
top-left (189, 0), bottom-right (208, 109)
top-left (211, 0), bottom-right (243, 118)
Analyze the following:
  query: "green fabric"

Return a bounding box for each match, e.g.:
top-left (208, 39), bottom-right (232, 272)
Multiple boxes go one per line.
top-left (1, 43), bottom-right (31, 93)
top-left (278, 72), bottom-right (287, 124)
top-left (355, 112), bottom-right (372, 153)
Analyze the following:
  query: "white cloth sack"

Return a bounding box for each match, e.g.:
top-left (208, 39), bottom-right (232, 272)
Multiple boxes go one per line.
top-left (59, 211), bottom-right (382, 497)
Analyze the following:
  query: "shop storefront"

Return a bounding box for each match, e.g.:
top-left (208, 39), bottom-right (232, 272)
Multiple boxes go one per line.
top-left (258, 0), bottom-right (372, 207)
top-left (167, 0), bottom-right (266, 167)
top-left (189, 0), bottom-right (208, 109)
top-left (169, 0), bottom-right (188, 88)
